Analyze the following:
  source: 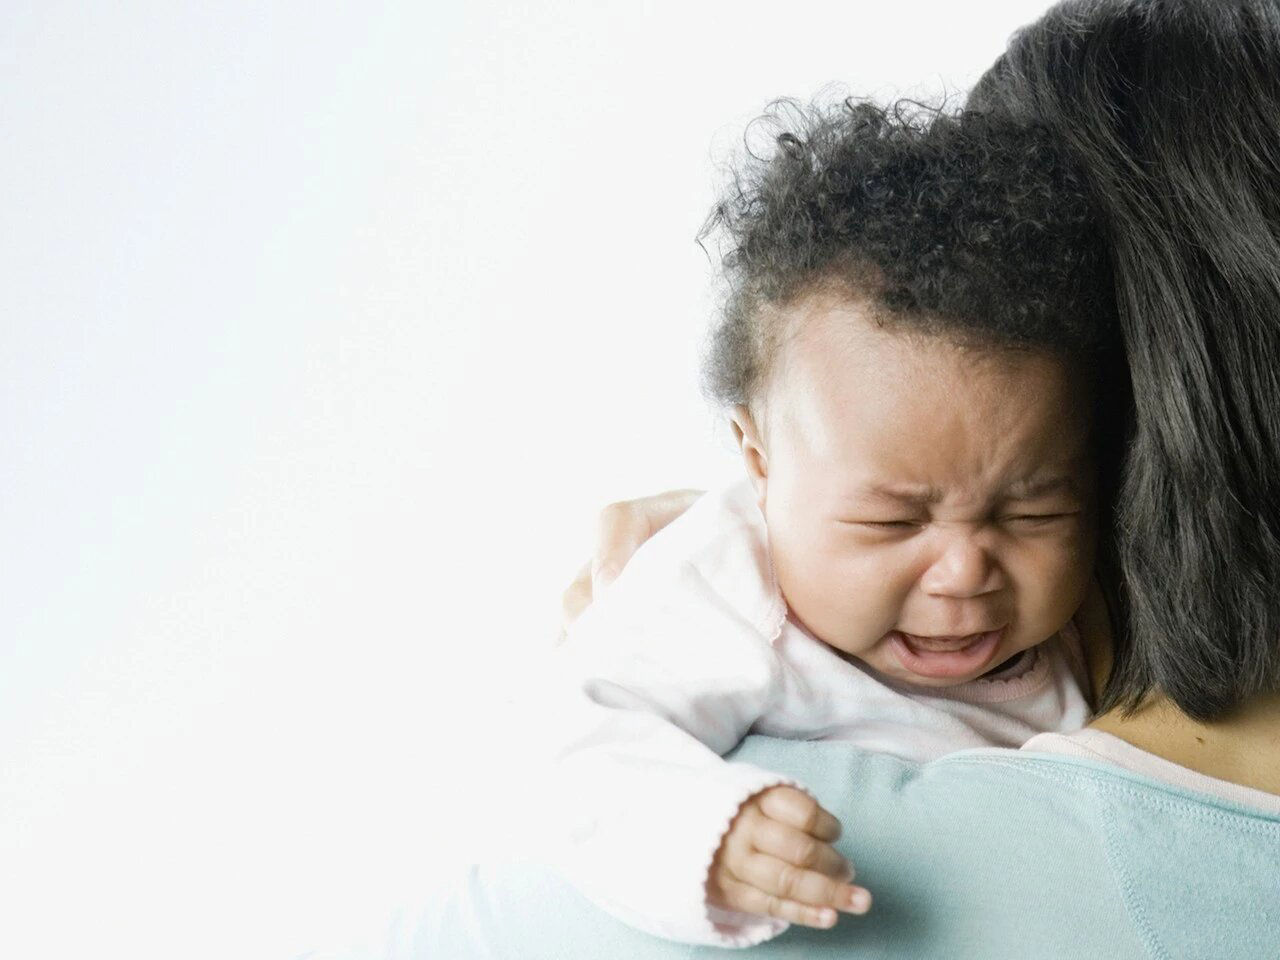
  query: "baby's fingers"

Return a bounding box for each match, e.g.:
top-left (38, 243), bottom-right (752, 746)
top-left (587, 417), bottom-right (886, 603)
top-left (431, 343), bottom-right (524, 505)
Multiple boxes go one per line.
top-left (714, 872), bottom-right (842, 930)
top-left (756, 785), bottom-right (842, 842)
top-left (736, 849), bottom-right (872, 919)
top-left (751, 815), bottom-right (852, 880)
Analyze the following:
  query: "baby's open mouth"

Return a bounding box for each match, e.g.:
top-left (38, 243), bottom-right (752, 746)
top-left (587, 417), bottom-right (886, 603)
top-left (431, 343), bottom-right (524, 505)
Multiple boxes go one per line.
top-left (889, 628), bottom-right (1005, 679)
top-left (897, 631), bottom-right (996, 652)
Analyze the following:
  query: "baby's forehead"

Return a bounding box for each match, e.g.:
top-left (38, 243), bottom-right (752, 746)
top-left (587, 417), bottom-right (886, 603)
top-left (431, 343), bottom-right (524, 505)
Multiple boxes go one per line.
top-left (760, 294), bottom-right (1094, 470)
top-left (769, 292), bottom-right (1075, 398)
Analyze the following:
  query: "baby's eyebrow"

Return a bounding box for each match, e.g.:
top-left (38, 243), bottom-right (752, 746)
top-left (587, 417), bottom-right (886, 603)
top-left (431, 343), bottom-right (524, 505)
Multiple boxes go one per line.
top-left (1006, 475), bottom-right (1080, 499)
top-left (858, 484), bottom-right (944, 505)
top-left (850, 475), bottom-right (1080, 505)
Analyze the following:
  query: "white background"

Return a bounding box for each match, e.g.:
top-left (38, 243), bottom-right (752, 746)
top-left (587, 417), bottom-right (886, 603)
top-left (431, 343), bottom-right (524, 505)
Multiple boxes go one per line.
top-left (2, 2), bottom-right (1057, 957)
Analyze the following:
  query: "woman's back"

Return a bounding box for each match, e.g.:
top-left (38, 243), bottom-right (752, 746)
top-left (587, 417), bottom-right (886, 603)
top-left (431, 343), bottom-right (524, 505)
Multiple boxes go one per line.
top-left (408, 735), bottom-right (1279, 960)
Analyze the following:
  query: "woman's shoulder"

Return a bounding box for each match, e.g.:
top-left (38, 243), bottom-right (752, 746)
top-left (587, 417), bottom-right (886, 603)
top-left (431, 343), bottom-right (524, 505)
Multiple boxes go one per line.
top-left (733, 736), bottom-right (1279, 956)
top-left (415, 740), bottom-right (1280, 960)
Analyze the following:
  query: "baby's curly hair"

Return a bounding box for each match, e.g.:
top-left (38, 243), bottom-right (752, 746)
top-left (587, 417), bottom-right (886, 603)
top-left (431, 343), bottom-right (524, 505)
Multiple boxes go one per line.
top-left (698, 96), bottom-right (1119, 414)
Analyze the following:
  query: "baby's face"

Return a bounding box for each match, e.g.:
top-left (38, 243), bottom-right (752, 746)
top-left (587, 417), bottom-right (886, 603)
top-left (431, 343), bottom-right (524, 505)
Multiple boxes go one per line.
top-left (734, 295), bottom-right (1098, 687)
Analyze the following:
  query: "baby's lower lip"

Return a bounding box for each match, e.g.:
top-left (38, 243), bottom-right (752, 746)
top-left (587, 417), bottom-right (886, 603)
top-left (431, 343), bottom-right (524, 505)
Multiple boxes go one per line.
top-left (889, 629), bottom-right (1003, 679)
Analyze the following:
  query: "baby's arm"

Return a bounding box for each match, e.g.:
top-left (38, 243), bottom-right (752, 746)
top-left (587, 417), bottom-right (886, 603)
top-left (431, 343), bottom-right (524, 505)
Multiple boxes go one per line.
top-left (545, 563), bottom-right (865, 946)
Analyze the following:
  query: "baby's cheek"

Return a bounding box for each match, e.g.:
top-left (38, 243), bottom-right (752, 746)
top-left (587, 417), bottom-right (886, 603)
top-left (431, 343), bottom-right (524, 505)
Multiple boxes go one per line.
top-left (777, 544), bottom-right (906, 651)
top-left (1020, 531), bottom-right (1095, 627)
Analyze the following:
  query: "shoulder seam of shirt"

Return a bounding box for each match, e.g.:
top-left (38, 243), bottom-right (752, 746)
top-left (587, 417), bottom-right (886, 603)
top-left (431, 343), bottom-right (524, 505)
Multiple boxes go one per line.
top-left (939, 752), bottom-right (1280, 824)
top-left (1096, 775), bottom-right (1173, 960)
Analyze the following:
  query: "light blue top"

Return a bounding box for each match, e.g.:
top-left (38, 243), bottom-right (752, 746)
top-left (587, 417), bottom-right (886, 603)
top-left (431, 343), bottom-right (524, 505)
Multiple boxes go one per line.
top-left (308, 735), bottom-right (1280, 959)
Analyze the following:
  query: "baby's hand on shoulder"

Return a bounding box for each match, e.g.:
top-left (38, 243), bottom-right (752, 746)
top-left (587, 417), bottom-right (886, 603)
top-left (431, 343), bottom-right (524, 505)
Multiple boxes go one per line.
top-left (707, 785), bottom-right (872, 930)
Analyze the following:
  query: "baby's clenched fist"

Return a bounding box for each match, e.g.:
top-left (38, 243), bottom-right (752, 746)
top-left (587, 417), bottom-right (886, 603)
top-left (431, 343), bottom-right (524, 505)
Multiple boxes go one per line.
top-left (706, 785), bottom-right (872, 930)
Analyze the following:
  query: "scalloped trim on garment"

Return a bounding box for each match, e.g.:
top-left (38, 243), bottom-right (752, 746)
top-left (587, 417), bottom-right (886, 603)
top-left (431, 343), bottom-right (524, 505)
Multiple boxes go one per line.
top-left (946, 637), bottom-right (1052, 704)
top-left (699, 777), bottom-right (801, 947)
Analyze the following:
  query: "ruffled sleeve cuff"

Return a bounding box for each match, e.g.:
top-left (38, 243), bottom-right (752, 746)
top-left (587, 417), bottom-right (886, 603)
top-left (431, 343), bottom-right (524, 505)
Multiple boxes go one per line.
top-left (696, 767), bottom-right (809, 948)
top-left (556, 760), bottom-right (810, 948)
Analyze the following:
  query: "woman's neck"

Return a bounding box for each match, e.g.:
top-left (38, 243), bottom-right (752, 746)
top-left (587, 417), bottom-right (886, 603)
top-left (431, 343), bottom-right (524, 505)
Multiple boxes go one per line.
top-left (1087, 691), bottom-right (1280, 796)
top-left (1074, 578), bottom-right (1280, 795)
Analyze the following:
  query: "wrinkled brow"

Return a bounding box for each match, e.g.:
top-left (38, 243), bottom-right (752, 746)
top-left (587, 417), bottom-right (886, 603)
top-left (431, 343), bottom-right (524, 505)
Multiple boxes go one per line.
top-left (852, 475), bottom-right (1081, 506)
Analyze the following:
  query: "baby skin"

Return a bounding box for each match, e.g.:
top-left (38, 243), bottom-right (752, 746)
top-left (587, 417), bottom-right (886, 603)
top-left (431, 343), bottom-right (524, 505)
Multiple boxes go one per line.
top-left (709, 290), bottom-right (1100, 928)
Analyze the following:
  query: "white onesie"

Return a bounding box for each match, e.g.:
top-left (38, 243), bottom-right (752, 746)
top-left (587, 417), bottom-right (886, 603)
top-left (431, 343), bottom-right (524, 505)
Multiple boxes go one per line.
top-left (541, 476), bottom-right (1094, 947)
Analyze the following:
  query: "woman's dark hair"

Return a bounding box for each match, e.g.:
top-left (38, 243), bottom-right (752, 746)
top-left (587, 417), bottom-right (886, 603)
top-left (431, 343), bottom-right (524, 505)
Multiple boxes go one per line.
top-left (970, 0), bottom-right (1280, 720)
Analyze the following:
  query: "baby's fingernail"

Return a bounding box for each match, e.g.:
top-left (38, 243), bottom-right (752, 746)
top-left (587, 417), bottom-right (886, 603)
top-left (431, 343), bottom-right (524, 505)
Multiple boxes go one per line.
top-left (816, 908), bottom-right (837, 927)
top-left (846, 888), bottom-right (872, 913)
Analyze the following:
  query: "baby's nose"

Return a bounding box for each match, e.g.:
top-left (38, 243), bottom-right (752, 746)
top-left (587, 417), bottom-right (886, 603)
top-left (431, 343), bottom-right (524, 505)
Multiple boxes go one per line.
top-left (918, 534), bottom-right (1004, 599)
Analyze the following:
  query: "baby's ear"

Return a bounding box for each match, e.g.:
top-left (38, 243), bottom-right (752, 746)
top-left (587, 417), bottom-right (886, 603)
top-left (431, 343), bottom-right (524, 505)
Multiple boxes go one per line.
top-left (729, 405), bottom-right (769, 507)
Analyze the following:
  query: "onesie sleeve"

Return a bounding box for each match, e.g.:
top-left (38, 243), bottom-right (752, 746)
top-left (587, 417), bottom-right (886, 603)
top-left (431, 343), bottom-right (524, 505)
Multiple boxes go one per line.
top-left (537, 556), bottom-right (803, 948)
